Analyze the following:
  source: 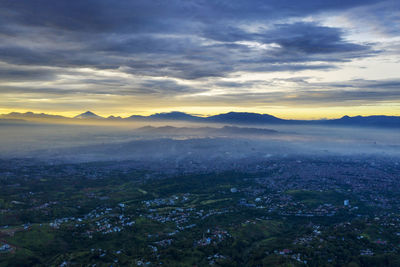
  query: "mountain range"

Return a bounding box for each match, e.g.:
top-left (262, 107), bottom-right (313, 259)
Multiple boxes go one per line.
top-left (1, 111), bottom-right (399, 128)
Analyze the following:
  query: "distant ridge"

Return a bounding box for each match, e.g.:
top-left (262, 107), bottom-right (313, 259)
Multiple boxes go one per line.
top-left (0, 112), bottom-right (67, 120)
top-left (207, 112), bottom-right (284, 124)
top-left (126, 112), bottom-right (399, 127)
top-left (127, 111), bottom-right (201, 122)
top-left (149, 111), bottom-right (202, 121)
top-left (321, 115), bottom-right (400, 128)
top-left (1, 111), bottom-right (399, 128)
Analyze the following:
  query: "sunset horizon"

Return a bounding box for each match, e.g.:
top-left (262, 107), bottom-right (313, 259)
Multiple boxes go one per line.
top-left (1, 106), bottom-right (400, 120)
top-left (0, 1), bottom-right (399, 120)
top-left (1, 1), bottom-right (399, 266)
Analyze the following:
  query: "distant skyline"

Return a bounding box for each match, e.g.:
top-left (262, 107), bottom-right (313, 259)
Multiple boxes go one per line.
top-left (2, 110), bottom-right (400, 122)
top-left (0, 0), bottom-right (399, 119)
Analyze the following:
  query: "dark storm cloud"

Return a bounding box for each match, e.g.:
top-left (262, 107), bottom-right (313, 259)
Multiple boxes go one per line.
top-left (135, 80), bottom-right (205, 95)
top-left (0, 86), bottom-right (86, 95)
top-left (0, 0), bottom-right (396, 98)
top-left (0, 77), bottom-right (202, 97)
top-left (205, 78), bottom-right (400, 106)
top-left (88, 21), bottom-right (370, 79)
top-left (213, 81), bottom-right (263, 89)
top-left (330, 79), bottom-right (400, 90)
top-left (264, 23), bottom-right (369, 54)
top-left (0, 22), bottom-right (373, 81)
top-left (0, 68), bottom-right (55, 81)
top-left (123, 59), bottom-right (234, 80)
top-left (200, 22), bottom-right (371, 56)
top-left (244, 63), bottom-right (338, 73)
top-left (208, 89), bottom-right (400, 106)
top-left (278, 89), bottom-right (400, 105)
top-left (0, 0), bottom-right (384, 32)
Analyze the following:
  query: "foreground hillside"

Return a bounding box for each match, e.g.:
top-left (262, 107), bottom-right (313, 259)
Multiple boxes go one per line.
top-left (1, 156), bottom-right (400, 266)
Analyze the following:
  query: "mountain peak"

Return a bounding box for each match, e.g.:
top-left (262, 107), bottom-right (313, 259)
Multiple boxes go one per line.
top-left (74, 111), bottom-right (103, 119)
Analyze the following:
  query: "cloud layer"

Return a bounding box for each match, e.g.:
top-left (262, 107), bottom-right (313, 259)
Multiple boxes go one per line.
top-left (0, 0), bottom-right (399, 117)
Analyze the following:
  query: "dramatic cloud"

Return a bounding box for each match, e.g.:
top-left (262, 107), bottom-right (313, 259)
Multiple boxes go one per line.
top-left (0, 0), bottom-right (398, 117)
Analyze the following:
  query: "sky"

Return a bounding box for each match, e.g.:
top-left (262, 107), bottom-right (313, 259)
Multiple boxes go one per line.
top-left (0, 0), bottom-right (399, 119)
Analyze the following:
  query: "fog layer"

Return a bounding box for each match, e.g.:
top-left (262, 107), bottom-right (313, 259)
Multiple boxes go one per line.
top-left (0, 120), bottom-right (399, 162)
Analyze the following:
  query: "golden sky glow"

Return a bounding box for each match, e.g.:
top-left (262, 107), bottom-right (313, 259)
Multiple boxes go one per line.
top-left (0, 1), bottom-right (399, 119)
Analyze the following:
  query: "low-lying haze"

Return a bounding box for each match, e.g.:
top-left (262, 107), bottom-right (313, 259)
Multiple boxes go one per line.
top-left (1, 120), bottom-right (398, 164)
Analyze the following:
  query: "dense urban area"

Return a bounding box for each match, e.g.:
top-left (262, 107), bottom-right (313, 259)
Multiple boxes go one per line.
top-left (1, 155), bottom-right (400, 266)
